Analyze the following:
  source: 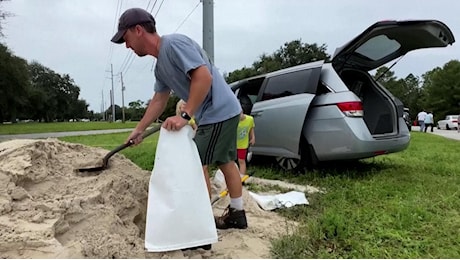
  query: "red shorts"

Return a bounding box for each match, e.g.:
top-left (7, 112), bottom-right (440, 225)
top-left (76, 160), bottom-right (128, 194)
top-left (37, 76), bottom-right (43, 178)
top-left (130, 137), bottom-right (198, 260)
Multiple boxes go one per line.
top-left (237, 149), bottom-right (248, 160)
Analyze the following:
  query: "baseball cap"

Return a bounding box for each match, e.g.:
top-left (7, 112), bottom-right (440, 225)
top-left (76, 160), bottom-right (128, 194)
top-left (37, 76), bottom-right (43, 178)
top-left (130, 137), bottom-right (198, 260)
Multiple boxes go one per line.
top-left (111, 8), bottom-right (156, 44)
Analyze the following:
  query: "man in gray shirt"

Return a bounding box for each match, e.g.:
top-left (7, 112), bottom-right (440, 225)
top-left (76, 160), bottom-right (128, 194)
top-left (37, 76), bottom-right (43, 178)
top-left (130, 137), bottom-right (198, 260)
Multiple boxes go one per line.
top-left (111, 8), bottom-right (247, 250)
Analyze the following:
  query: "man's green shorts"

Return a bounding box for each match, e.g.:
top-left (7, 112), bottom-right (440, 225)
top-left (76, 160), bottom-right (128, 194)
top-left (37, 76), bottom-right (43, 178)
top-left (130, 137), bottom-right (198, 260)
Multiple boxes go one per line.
top-left (194, 114), bottom-right (239, 166)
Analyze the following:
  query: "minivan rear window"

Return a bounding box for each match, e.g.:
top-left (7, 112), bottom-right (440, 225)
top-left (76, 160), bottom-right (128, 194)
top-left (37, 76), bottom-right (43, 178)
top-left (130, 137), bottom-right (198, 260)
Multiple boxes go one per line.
top-left (355, 35), bottom-right (401, 61)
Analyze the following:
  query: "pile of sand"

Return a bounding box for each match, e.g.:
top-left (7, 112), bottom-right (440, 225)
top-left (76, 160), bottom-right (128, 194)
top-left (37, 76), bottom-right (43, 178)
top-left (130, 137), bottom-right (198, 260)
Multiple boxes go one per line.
top-left (0, 139), bottom-right (308, 259)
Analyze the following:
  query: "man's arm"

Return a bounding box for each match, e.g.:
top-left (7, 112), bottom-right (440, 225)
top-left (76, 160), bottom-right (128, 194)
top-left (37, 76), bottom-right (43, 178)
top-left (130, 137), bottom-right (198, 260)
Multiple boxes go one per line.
top-left (183, 65), bottom-right (212, 117)
top-left (127, 91), bottom-right (170, 144)
top-left (138, 91), bottom-right (170, 130)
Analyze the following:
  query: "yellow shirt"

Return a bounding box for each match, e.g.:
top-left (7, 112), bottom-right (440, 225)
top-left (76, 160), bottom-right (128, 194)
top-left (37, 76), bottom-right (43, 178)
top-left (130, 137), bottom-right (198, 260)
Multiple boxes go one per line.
top-left (237, 115), bottom-right (255, 149)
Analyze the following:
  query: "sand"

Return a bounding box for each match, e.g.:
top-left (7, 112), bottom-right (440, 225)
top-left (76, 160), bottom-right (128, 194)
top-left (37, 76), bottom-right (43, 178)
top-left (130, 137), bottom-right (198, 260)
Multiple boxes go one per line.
top-left (0, 138), bottom-right (315, 259)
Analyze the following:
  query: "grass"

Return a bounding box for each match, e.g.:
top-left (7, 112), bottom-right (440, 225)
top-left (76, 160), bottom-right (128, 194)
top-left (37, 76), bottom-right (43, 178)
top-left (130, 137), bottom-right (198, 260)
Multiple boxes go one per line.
top-left (58, 131), bottom-right (460, 258)
top-left (0, 121), bottom-right (139, 135)
top-left (60, 131), bottom-right (159, 171)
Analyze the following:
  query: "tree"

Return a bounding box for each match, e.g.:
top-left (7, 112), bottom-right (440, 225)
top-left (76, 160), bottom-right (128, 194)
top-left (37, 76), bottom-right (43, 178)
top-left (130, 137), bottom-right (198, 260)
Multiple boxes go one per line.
top-left (0, 43), bottom-right (30, 122)
top-left (225, 39), bottom-right (330, 83)
top-left (127, 100), bottom-right (146, 121)
top-left (422, 60), bottom-right (460, 120)
top-left (401, 74), bottom-right (424, 116)
top-left (0, 0), bottom-right (12, 38)
top-left (28, 61), bottom-right (88, 122)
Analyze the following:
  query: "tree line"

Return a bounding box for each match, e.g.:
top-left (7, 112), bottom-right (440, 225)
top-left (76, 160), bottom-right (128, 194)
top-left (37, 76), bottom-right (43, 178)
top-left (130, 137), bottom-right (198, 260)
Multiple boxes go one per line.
top-left (0, 43), bottom-right (90, 122)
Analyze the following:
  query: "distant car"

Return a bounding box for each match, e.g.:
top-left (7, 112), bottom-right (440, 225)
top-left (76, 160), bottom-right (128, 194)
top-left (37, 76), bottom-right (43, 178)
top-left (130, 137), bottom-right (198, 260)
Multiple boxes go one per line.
top-left (231, 20), bottom-right (455, 171)
top-left (437, 115), bottom-right (458, 130)
top-left (403, 108), bottom-right (411, 131)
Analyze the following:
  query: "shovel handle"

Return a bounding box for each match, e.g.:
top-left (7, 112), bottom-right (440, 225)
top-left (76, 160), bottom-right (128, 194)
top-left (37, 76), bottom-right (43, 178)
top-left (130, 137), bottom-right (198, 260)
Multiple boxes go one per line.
top-left (102, 124), bottom-right (162, 166)
top-left (211, 174), bottom-right (250, 205)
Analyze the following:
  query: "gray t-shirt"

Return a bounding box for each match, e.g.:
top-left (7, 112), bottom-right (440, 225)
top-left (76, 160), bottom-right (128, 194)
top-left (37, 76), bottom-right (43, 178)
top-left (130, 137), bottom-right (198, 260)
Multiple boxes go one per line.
top-left (154, 34), bottom-right (241, 125)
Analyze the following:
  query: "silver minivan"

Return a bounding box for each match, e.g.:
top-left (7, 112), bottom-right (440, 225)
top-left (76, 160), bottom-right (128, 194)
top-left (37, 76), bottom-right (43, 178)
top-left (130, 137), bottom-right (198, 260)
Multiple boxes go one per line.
top-left (231, 20), bottom-right (455, 171)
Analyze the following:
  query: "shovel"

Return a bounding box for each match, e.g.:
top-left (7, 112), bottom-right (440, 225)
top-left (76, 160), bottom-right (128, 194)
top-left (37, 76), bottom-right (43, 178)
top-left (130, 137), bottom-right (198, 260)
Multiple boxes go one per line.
top-left (211, 174), bottom-right (251, 206)
top-left (76, 124), bottom-right (161, 173)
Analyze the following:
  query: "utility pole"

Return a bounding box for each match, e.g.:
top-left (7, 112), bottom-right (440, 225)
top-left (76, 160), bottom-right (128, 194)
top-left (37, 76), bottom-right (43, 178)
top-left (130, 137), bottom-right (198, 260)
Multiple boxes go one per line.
top-left (101, 89), bottom-right (105, 121)
top-left (120, 72), bottom-right (126, 123)
top-left (110, 64), bottom-right (116, 122)
top-left (202, 0), bottom-right (214, 63)
top-left (109, 90), bottom-right (113, 122)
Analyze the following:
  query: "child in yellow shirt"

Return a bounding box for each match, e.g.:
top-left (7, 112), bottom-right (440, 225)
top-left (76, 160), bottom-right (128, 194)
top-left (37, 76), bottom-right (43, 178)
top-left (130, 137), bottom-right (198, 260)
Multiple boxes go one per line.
top-left (237, 111), bottom-right (255, 176)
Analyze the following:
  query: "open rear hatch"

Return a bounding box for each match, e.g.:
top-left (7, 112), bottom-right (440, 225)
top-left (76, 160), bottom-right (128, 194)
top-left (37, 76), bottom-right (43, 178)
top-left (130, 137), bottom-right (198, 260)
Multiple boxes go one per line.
top-left (331, 20), bottom-right (455, 136)
top-left (332, 20), bottom-right (455, 72)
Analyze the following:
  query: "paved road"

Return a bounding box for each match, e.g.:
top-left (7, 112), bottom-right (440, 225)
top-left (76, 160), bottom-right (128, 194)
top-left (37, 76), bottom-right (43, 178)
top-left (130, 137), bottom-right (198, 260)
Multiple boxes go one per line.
top-left (411, 126), bottom-right (460, 141)
top-left (1, 126), bottom-right (459, 142)
top-left (0, 128), bottom-right (134, 142)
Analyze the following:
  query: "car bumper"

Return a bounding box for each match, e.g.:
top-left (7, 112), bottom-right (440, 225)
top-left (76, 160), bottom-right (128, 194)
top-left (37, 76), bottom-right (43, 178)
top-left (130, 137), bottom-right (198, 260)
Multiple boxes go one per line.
top-left (306, 117), bottom-right (410, 161)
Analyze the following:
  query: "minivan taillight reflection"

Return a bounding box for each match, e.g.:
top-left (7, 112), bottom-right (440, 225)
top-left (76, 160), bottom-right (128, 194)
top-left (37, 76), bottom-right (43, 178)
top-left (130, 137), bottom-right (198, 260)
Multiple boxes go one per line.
top-left (337, 101), bottom-right (364, 117)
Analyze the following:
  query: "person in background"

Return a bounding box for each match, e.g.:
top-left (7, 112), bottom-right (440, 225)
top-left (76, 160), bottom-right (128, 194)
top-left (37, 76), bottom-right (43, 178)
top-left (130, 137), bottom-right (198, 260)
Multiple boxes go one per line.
top-left (236, 110), bottom-right (255, 177)
top-left (424, 111), bottom-right (434, 132)
top-left (417, 109), bottom-right (427, 132)
top-left (111, 8), bottom-right (248, 243)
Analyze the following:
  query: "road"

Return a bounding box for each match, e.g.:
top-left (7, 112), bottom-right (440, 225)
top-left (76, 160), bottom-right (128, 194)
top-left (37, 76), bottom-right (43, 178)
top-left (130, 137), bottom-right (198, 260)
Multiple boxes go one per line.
top-left (1, 126), bottom-right (459, 142)
top-left (0, 128), bottom-right (134, 142)
top-left (411, 126), bottom-right (460, 141)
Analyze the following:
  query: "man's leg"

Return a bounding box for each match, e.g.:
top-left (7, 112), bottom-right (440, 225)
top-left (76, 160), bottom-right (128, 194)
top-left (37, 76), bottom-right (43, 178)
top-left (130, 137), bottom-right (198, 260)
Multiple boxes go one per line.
top-left (219, 161), bottom-right (243, 200)
top-left (194, 115), bottom-right (247, 229)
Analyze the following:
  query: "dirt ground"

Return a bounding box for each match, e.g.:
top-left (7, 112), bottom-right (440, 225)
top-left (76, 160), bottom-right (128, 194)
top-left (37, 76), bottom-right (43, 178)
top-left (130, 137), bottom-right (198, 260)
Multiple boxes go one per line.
top-left (0, 139), bottom-right (319, 259)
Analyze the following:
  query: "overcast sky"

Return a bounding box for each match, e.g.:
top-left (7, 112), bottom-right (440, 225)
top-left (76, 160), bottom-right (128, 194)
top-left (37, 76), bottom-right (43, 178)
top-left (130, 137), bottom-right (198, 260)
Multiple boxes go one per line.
top-left (2, 0), bottom-right (459, 112)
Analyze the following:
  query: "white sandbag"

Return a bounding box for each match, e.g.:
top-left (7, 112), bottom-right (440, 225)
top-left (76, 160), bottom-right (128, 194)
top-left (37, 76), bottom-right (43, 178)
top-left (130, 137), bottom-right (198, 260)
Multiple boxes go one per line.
top-left (248, 191), bottom-right (309, 211)
top-left (145, 126), bottom-right (218, 252)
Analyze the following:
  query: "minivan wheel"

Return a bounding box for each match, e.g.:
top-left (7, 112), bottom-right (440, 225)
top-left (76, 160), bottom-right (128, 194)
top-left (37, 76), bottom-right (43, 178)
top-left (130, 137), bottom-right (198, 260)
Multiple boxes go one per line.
top-left (274, 138), bottom-right (311, 173)
top-left (275, 156), bottom-right (303, 172)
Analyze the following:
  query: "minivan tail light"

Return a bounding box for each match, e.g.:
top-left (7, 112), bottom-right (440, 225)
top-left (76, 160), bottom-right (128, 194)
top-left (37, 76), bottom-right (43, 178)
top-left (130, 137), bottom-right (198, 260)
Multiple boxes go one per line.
top-left (452, 119), bottom-right (458, 123)
top-left (337, 101), bottom-right (364, 117)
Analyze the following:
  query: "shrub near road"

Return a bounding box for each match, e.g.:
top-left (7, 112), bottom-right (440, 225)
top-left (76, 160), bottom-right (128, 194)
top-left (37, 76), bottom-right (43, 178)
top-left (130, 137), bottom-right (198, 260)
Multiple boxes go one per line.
top-left (60, 132), bottom-right (459, 258)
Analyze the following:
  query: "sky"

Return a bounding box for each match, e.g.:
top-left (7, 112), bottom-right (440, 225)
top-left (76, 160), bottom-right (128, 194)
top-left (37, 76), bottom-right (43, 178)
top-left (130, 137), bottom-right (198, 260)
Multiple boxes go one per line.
top-left (2, 0), bottom-right (459, 112)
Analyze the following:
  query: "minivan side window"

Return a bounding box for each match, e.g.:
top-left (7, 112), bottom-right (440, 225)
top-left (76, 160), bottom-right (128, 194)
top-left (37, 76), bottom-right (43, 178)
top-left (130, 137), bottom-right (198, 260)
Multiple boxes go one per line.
top-left (261, 68), bottom-right (320, 101)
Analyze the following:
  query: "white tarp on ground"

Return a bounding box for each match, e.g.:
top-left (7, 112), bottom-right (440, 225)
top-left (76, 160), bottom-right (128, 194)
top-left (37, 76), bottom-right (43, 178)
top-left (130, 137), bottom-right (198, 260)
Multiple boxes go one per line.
top-left (145, 126), bottom-right (218, 252)
top-left (249, 191), bottom-right (309, 211)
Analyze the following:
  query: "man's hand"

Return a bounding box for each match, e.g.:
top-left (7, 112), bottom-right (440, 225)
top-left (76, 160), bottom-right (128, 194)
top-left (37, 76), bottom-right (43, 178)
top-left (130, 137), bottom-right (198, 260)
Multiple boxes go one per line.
top-left (126, 129), bottom-right (144, 145)
top-left (162, 115), bottom-right (188, 131)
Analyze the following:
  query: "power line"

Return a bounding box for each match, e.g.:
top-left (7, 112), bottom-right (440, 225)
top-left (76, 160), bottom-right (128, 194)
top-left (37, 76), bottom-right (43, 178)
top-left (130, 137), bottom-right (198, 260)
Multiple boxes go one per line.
top-left (101, 0), bottom-right (123, 114)
top-left (174, 1), bottom-right (200, 33)
top-left (116, 0), bottom-right (159, 78)
top-left (149, 0), bottom-right (159, 13)
top-left (146, 0), bottom-right (153, 11)
top-left (153, 0), bottom-right (165, 17)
